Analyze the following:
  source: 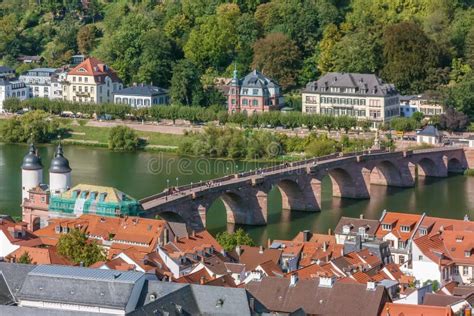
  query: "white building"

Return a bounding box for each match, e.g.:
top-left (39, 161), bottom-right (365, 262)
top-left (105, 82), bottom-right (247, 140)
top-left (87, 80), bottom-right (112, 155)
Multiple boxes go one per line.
top-left (50, 71), bottom-right (67, 100)
top-left (19, 68), bottom-right (58, 98)
top-left (302, 72), bottom-right (400, 128)
top-left (412, 230), bottom-right (474, 286)
top-left (62, 57), bottom-right (122, 104)
top-left (416, 125), bottom-right (441, 145)
top-left (400, 94), bottom-right (444, 118)
top-left (0, 79), bottom-right (29, 112)
top-left (114, 84), bottom-right (169, 107)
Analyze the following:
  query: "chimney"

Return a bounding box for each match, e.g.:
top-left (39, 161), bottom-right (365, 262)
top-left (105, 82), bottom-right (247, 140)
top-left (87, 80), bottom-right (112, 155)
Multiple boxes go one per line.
top-left (200, 276), bottom-right (206, 285)
top-left (367, 281), bottom-right (377, 291)
top-left (163, 228), bottom-right (169, 244)
top-left (191, 230), bottom-right (196, 238)
top-left (236, 245), bottom-right (241, 256)
top-left (322, 242), bottom-right (328, 252)
top-left (302, 230), bottom-right (312, 242)
top-left (259, 246), bottom-right (264, 254)
top-left (355, 235), bottom-right (362, 251)
top-left (328, 228), bottom-right (332, 235)
top-left (360, 214), bottom-right (364, 219)
top-left (290, 274), bottom-right (298, 287)
top-left (174, 235), bottom-right (178, 243)
top-left (267, 238), bottom-right (272, 248)
top-left (319, 276), bottom-right (335, 288)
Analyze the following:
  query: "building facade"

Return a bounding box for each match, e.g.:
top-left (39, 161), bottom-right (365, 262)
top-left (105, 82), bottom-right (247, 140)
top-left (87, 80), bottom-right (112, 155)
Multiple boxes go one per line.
top-left (48, 184), bottom-right (141, 219)
top-left (114, 84), bottom-right (169, 107)
top-left (0, 79), bottom-right (29, 112)
top-left (227, 69), bottom-right (283, 114)
top-left (63, 57), bottom-right (122, 104)
top-left (400, 94), bottom-right (444, 118)
top-left (19, 68), bottom-right (58, 98)
top-left (302, 72), bottom-right (400, 128)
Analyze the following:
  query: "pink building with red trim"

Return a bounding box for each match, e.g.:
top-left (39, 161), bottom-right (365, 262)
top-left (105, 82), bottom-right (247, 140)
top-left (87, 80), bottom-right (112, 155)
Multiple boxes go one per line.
top-left (227, 69), bottom-right (284, 114)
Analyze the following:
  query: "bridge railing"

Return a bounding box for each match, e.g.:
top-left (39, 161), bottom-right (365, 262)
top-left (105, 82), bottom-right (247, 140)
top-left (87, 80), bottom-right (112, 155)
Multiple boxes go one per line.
top-left (140, 148), bottom-right (402, 204)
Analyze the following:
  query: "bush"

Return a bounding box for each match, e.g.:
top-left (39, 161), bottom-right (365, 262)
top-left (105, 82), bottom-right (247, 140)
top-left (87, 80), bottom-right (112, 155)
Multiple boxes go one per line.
top-left (464, 169), bottom-right (474, 176)
top-left (216, 228), bottom-right (255, 252)
top-left (0, 110), bottom-right (61, 143)
top-left (108, 125), bottom-right (140, 151)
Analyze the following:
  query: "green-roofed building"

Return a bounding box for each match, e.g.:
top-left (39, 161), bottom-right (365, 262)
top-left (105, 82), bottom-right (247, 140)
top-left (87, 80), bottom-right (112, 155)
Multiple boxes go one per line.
top-left (48, 184), bottom-right (142, 218)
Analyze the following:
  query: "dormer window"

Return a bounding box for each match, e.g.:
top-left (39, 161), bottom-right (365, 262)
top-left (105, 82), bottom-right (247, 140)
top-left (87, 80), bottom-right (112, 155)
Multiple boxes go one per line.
top-left (382, 224), bottom-right (392, 231)
top-left (465, 250), bottom-right (471, 257)
top-left (358, 226), bottom-right (367, 235)
top-left (342, 225), bottom-right (351, 234)
top-left (419, 228), bottom-right (427, 236)
top-left (400, 226), bottom-right (410, 233)
top-left (456, 235), bottom-right (464, 243)
top-left (78, 68), bottom-right (86, 72)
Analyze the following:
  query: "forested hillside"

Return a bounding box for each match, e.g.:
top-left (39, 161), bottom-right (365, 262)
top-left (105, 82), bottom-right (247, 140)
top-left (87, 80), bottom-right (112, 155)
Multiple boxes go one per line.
top-left (0, 1), bottom-right (473, 114)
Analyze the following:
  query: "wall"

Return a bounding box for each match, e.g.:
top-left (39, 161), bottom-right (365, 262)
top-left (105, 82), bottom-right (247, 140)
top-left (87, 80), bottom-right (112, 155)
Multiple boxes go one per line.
top-left (412, 243), bottom-right (441, 284)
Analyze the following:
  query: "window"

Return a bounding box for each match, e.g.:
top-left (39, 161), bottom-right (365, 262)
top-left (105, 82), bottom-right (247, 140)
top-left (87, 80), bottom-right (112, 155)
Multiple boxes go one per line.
top-left (78, 77), bottom-right (82, 82)
top-left (398, 241), bottom-right (406, 249)
top-left (400, 226), bottom-right (410, 233)
top-left (419, 228), bottom-right (427, 236)
top-left (465, 250), bottom-right (471, 257)
top-left (242, 99), bottom-right (248, 105)
top-left (418, 255), bottom-right (423, 261)
top-left (85, 77), bottom-right (88, 83)
top-left (252, 100), bottom-right (258, 106)
top-left (382, 224), bottom-right (391, 231)
top-left (399, 256), bottom-right (405, 264)
top-left (253, 89), bottom-right (258, 95)
top-left (463, 266), bottom-right (469, 276)
top-left (73, 76), bottom-right (76, 82)
top-left (453, 266), bottom-right (459, 275)
top-left (85, 86), bottom-right (88, 92)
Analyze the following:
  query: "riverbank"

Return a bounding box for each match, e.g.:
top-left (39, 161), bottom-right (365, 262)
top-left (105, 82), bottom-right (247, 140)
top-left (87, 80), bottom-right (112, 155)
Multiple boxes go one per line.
top-left (0, 118), bottom-right (183, 152)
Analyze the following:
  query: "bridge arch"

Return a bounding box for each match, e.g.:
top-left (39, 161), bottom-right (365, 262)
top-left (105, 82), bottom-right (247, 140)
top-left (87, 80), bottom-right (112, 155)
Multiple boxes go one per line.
top-left (417, 157), bottom-right (439, 177)
top-left (327, 167), bottom-right (356, 198)
top-left (447, 157), bottom-right (465, 174)
top-left (370, 160), bottom-right (403, 187)
top-left (274, 178), bottom-right (306, 211)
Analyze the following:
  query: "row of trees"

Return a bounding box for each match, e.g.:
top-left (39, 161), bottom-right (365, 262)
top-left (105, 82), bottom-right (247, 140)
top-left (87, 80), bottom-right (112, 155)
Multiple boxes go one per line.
top-left (5, 98), bottom-right (367, 132)
top-left (178, 126), bottom-right (374, 160)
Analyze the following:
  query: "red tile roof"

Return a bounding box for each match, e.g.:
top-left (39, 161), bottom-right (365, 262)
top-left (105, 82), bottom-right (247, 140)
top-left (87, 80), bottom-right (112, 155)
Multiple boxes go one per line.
top-left (414, 230), bottom-right (474, 267)
top-left (7, 246), bottom-right (71, 265)
top-left (68, 57), bottom-right (120, 82)
top-left (380, 302), bottom-right (453, 316)
top-left (238, 246), bottom-right (281, 271)
top-left (376, 212), bottom-right (423, 242)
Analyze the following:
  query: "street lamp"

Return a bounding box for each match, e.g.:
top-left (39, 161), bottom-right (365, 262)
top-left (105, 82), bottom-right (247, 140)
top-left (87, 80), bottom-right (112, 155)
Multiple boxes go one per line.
top-left (176, 177), bottom-right (179, 188)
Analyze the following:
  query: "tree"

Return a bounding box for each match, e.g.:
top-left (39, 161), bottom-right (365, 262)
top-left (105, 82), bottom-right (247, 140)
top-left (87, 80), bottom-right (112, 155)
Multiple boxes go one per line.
top-left (439, 107), bottom-right (469, 133)
top-left (0, 110), bottom-right (60, 143)
top-left (251, 33), bottom-right (301, 89)
top-left (57, 229), bottom-right (105, 267)
top-left (77, 25), bottom-right (97, 55)
top-left (184, 3), bottom-right (241, 70)
top-left (170, 60), bottom-right (203, 106)
top-left (17, 251), bottom-right (32, 264)
top-left (446, 72), bottom-right (474, 118)
top-left (216, 228), bottom-right (255, 252)
top-left (390, 117), bottom-right (418, 132)
top-left (412, 111), bottom-right (424, 123)
top-left (108, 126), bottom-right (140, 151)
top-left (305, 136), bottom-right (336, 157)
top-left (382, 22), bottom-right (442, 94)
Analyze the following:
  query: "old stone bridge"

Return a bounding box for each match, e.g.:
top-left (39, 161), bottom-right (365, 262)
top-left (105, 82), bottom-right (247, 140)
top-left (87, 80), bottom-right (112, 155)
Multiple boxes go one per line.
top-left (140, 147), bottom-right (473, 231)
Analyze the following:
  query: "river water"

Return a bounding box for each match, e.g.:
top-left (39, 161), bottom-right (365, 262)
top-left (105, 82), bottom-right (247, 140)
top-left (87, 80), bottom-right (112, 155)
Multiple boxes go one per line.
top-left (1, 143), bottom-right (473, 245)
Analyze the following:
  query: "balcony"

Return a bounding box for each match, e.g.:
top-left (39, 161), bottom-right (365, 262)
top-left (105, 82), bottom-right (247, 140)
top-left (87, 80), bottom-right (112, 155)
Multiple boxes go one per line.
top-left (75, 92), bottom-right (91, 98)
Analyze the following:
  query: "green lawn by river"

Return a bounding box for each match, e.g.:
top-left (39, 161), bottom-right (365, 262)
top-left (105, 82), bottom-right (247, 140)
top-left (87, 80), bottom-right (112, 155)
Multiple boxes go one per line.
top-left (0, 118), bottom-right (185, 149)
